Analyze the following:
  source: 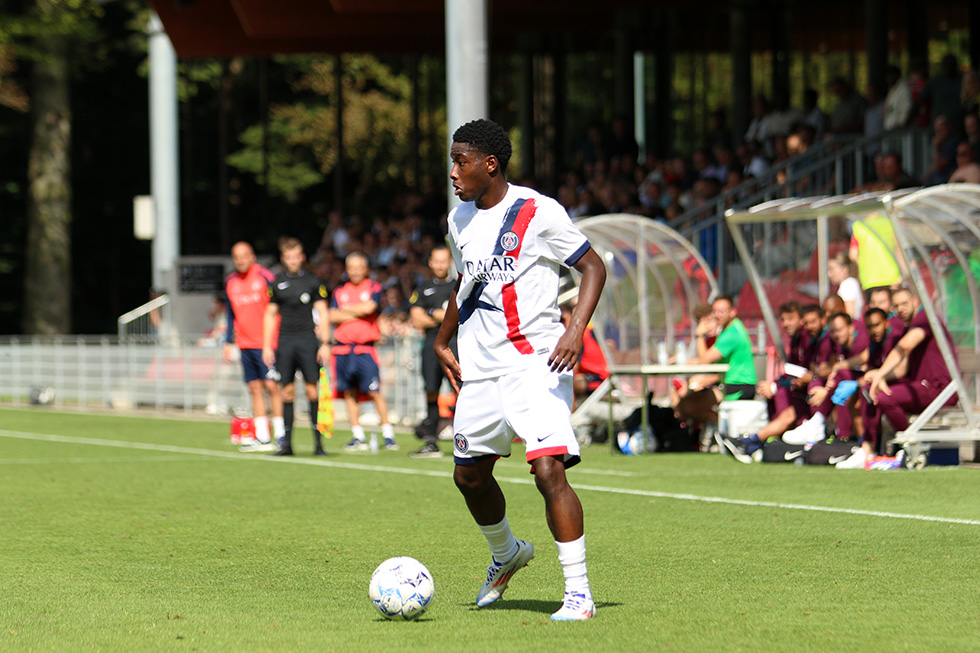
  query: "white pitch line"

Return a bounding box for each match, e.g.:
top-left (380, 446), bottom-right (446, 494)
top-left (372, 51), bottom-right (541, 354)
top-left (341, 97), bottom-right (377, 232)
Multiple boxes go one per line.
top-left (0, 455), bottom-right (207, 465)
top-left (2, 428), bottom-right (979, 527)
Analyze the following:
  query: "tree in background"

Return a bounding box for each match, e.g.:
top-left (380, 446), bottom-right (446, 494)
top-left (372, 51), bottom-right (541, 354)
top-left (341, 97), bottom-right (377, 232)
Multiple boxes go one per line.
top-left (5, 0), bottom-right (103, 334)
top-left (226, 55), bottom-right (446, 212)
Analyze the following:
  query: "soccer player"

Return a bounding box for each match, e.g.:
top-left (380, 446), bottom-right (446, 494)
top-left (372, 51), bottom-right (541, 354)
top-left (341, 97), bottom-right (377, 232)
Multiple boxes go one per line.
top-left (865, 287), bottom-right (959, 448)
top-left (262, 237), bottom-right (331, 456)
top-left (330, 251), bottom-right (398, 451)
top-left (223, 241), bottom-right (285, 451)
top-left (434, 119), bottom-right (607, 621)
top-left (747, 302), bottom-right (813, 443)
top-left (408, 244), bottom-right (457, 458)
top-left (806, 312), bottom-right (870, 441)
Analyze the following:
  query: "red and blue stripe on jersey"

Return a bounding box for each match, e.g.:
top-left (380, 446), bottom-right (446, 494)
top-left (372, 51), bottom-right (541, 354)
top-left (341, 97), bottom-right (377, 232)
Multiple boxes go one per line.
top-left (458, 197), bottom-right (537, 355)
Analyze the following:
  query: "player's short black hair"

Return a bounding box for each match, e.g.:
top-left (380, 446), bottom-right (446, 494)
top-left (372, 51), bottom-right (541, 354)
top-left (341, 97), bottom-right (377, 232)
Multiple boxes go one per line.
top-left (801, 303), bottom-right (823, 318)
top-left (864, 307), bottom-right (888, 322)
top-left (828, 311), bottom-right (852, 326)
top-left (452, 119), bottom-right (512, 172)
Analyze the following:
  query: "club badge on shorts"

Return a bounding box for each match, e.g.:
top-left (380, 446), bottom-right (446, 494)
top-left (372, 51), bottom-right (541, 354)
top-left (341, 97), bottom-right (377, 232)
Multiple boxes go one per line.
top-left (454, 433), bottom-right (469, 453)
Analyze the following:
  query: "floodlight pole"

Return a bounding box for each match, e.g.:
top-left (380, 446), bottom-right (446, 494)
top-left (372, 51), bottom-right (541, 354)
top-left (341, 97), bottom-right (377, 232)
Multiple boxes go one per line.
top-left (445, 0), bottom-right (489, 210)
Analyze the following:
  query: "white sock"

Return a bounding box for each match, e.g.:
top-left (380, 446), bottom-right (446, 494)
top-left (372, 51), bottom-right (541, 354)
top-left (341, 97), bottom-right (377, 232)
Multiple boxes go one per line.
top-left (352, 425), bottom-right (365, 442)
top-left (254, 416), bottom-right (271, 444)
top-left (382, 423), bottom-right (395, 440)
top-left (272, 416), bottom-right (285, 439)
top-left (556, 535), bottom-right (591, 597)
top-left (479, 517), bottom-right (519, 564)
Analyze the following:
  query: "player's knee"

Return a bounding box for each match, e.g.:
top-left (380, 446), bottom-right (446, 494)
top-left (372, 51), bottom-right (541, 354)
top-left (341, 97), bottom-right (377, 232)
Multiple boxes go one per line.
top-left (531, 457), bottom-right (568, 496)
top-left (453, 465), bottom-right (488, 496)
top-left (281, 384), bottom-right (296, 401)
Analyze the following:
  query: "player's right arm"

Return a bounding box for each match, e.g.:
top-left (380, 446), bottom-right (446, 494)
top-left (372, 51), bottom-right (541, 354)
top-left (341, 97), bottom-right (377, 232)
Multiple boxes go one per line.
top-left (433, 280), bottom-right (462, 393)
top-left (262, 302), bottom-right (280, 367)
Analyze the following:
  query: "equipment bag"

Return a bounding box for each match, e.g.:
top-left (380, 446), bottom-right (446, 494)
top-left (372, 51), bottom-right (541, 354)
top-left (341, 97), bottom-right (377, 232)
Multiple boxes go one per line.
top-left (760, 439), bottom-right (806, 463)
top-left (804, 437), bottom-right (859, 465)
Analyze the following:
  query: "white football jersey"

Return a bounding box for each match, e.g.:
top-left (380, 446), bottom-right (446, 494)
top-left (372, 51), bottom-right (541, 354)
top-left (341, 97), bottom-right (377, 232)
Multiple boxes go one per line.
top-left (448, 184), bottom-right (591, 381)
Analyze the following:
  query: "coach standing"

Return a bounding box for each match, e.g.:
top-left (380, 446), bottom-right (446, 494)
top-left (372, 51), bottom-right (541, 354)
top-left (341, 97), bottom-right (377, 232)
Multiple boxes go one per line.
top-left (224, 241), bottom-right (284, 451)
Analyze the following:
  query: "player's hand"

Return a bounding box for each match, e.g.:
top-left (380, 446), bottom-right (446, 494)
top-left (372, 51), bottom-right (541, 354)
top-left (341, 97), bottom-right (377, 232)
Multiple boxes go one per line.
top-left (868, 371), bottom-right (891, 402)
top-left (262, 347), bottom-right (275, 367)
top-left (756, 381), bottom-right (774, 399)
top-left (222, 343), bottom-right (234, 363)
top-left (434, 343), bottom-right (462, 394)
top-left (808, 386), bottom-right (828, 407)
top-left (549, 329), bottom-right (583, 374)
top-left (317, 343), bottom-right (330, 365)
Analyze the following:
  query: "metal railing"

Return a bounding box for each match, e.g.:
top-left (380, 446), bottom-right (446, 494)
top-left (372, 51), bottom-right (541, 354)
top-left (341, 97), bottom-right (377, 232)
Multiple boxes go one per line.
top-left (669, 127), bottom-right (933, 293)
top-left (0, 334), bottom-right (428, 428)
top-left (118, 295), bottom-right (172, 344)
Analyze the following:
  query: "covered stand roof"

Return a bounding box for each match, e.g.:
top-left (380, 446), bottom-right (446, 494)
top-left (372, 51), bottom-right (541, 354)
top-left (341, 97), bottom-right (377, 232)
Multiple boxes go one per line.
top-left (146, 0), bottom-right (966, 57)
top-left (575, 214), bottom-right (718, 367)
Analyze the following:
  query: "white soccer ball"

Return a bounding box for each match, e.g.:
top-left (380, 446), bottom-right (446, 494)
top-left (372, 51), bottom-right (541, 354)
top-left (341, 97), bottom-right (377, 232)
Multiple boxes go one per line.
top-left (368, 557), bottom-right (434, 621)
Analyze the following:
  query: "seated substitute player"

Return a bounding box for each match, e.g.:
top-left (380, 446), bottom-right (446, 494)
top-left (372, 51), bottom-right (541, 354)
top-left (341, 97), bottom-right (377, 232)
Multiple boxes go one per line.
top-left (806, 311), bottom-right (870, 440)
top-left (262, 237), bottom-right (331, 456)
top-left (865, 287), bottom-right (959, 450)
top-left (742, 302), bottom-right (813, 445)
top-left (434, 119), bottom-right (607, 621)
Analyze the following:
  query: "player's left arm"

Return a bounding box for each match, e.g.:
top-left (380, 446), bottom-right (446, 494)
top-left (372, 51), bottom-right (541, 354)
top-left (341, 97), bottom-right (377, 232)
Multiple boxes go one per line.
top-left (551, 247), bottom-right (606, 373)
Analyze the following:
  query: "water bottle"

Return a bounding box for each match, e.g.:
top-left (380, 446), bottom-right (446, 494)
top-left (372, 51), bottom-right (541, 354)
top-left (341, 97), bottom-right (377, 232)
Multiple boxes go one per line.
top-left (675, 340), bottom-right (687, 365)
top-left (656, 340), bottom-right (668, 365)
top-left (369, 430), bottom-right (379, 454)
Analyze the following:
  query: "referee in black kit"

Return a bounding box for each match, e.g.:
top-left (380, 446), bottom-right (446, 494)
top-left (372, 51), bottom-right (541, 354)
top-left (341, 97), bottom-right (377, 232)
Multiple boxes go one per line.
top-left (408, 244), bottom-right (457, 458)
top-left (262, 237), bottom-right (331, 456)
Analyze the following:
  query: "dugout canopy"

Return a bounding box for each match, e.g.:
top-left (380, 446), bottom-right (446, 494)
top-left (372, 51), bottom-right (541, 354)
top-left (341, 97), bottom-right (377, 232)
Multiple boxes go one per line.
top-left (573, 214), bottom-right (719, 366)
top-left (725, 183), bottom-right (980, 448)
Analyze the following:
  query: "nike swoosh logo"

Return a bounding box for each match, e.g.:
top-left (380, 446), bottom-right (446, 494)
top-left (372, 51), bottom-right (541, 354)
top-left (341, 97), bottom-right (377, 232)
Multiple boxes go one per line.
top-left (783, 450), bottom-right (804, 461)
top-left (828, 454), bottom-right (851, 465)
top-left (423, 288), bottom-right (437, 295)
top-left (538, 433), bottom-right (555, 443)
top-left (277, 282), bottom-right (290, 289)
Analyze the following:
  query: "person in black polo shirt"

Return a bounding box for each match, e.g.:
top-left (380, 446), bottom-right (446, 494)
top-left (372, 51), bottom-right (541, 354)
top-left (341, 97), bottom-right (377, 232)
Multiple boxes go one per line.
top-left (262, 237), bottom-right (331, 456)
top-left (408, 244), bottom-right (458, 458)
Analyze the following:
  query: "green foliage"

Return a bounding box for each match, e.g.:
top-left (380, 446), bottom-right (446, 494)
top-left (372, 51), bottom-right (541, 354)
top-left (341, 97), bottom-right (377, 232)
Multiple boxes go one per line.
top-left (225, 106), bottom-right (330, 202)
top-left (0, 0), bottom-right (105, 65)
top-left (227, 54), bottom-right (433, 205)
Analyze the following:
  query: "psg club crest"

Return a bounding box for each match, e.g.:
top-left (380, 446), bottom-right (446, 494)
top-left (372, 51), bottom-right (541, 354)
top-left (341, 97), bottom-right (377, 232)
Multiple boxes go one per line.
top-left (454, 433), bottom-right (469, 453)
top-left (499, 231), bottom-right (520, 252)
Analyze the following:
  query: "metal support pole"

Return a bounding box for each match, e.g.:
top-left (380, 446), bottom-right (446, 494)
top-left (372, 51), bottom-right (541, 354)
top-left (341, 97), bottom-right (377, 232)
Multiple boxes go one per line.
top-left (147, 13), bottom-right (180, 295)
top-left (446, 0), bottom-right (488, 210)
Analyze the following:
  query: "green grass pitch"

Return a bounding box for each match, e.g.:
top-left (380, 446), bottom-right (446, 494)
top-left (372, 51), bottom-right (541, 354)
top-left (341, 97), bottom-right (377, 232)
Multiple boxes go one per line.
top-left (1, 407), bottom-right (978, 651)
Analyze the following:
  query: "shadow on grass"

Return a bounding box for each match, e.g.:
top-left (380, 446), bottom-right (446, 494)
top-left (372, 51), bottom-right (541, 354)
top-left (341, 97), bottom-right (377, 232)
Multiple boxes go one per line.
top-left (463, 599), bottom-right (621, 615)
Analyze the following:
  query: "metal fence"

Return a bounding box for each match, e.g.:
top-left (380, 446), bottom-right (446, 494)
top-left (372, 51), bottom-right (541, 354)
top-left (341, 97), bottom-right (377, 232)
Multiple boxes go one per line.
top-left (0, 335), bottom-right (428, 428)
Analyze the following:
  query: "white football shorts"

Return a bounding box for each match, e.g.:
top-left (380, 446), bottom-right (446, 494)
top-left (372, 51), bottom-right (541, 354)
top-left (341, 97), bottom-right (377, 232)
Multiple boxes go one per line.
top-left (452, 354), bottom-right (581, 469)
